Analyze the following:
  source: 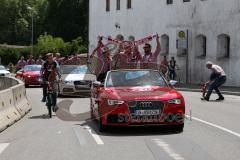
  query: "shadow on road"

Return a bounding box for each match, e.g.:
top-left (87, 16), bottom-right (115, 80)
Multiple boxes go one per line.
top-left (29, 114), bottom-right (56, 119)
top-left (25, 85), bottom-right (42, 88)
top-left (58, 93), bottom-right (91, 99)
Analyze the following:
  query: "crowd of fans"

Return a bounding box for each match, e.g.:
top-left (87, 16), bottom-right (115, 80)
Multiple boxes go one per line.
top-left (16, 53), bottom-right (86, 71)
top-left (15, 36), bottom-right (179, 82)
top-left (89, 35), bottom-right (179, 82)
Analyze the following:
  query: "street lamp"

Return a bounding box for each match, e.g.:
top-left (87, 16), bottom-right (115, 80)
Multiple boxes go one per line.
top-left (27, 6), bottom-right (35, 55)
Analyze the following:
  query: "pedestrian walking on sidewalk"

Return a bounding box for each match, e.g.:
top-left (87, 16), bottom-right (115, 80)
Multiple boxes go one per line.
top-left (201, 61), bottom-right (227, 101)
top-left (169, 57), bottom-right (176, 80)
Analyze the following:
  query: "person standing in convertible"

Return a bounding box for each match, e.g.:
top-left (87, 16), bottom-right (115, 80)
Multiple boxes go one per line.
top-left (202, 61), bottom-right (227, 101)
top-left (140, 35), bottom-right (161, 63)
top-left (90, 37), bottom-right (111, 83)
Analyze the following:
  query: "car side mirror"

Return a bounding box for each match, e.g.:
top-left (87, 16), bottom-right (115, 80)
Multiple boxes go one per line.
top-left (169, 80), bottom-right (178, 87)
top-left (93, 81), bottom-right (104, 88)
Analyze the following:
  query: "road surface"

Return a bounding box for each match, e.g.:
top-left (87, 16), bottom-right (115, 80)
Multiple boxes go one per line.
top-left (0, 88), bottom-right (240, 160)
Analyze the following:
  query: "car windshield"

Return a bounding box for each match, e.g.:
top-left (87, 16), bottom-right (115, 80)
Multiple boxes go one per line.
top-left (105, 70), bottom-right (167, 87)
top-left (24, 65), bottom-right (41, 72)
top-left (61, 65), bottom-right (90, 74)
top-left (0, 66), bottom-right (6, 70)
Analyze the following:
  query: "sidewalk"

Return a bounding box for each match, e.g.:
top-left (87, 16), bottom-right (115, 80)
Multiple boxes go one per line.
top-left (176, 84), bottom-right (240, 96)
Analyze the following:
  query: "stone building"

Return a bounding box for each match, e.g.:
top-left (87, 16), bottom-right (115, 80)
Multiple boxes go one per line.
top-left (89, 0), bottom-right (240, 86)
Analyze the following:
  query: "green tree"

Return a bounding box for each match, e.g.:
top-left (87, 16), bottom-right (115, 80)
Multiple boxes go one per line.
top-left (44, 0), bottom-right (89, 42)
top-left (0, 0), bottom-right (48, 45)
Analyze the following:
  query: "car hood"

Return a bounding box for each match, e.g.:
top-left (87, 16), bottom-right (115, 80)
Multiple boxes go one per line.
top-left (102, 86), bottom-right (182, 101)
top-left (0, 70), bottom-right (10, 74)
top-left (63, 74), bottom-right (96, 81)
top-left (24, 71), bottom-right (40, 76)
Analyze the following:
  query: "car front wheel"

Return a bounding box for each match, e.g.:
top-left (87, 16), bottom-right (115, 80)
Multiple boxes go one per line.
top-left (174, 124), bottom-right (184, 132)
top-left (99, 117), bottom-right (107, 132)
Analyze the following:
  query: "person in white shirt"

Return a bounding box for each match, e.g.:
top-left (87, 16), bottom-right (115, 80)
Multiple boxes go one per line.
top-left (202, 61), bottom-right (227, 101)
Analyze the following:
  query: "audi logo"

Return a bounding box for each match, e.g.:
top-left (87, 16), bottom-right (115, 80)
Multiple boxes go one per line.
top-left (139, 102), bottom-right (153, 107)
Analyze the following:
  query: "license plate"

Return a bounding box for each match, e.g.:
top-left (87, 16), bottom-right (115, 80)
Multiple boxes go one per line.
top-left (135, 110), bottom-right (160, 116)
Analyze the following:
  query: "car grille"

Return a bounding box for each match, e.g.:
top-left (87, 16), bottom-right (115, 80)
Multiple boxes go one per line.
top-left (74, 80), bottom-right (92, 90)
top-left (74, 80), bottom-right (92, 85)
top-left (128, 101), bottom-right (164, 122)
top-left (63, 88), bottom-right (74, 93)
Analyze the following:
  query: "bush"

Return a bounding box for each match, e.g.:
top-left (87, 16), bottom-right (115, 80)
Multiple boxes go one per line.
top-left (0, 47), bottom-right (32, 65)
top-left (34, 35), bottom-right (88, 56)
top-left (0, 35), bottom-right (88, 65)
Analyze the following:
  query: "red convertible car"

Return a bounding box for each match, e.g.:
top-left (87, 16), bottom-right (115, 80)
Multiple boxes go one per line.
top-left (90, 69), bottom-right (185, 132)
top-left (16, 65), bottom-right (42, 87)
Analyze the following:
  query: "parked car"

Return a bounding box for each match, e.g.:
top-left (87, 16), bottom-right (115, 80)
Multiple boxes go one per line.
top-left (59, 65), bottom-right (96, 96)
top-left (15, 65), bottom-right (42, 87)
top-left (0, 65), bottom-right (10, 76)
top-left (90, 69), bottom-right (185, 132)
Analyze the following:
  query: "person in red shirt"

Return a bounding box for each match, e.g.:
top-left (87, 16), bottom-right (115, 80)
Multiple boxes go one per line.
top-left (90, 38), bottom-right (111, 82)
top-left (160, 56), bottom-right (169, 76)
top-left (27, 55), bottom-right (35, 65)
top-left (16, 56), bottom-right (27, 70)
top-left (140, 35), bottom-right (161, 63)
top-left (36, 55), bottom-right (44, 65)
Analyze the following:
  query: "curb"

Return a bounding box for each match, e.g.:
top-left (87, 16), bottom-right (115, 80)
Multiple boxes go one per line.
top-left (177, 88), bottom-right (240, 96)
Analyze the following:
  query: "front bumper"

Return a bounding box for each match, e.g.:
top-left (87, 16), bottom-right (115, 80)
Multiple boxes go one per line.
top-left (25, 76), bottom-right (42, 85)
top-left (59, 83), bottom-right (91, 96)
top-left (99, 100), bottom-right (185, 126)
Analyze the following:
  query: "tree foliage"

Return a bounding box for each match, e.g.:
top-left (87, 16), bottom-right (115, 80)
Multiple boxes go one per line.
top-left (0, 0), bottom-right (89, 45)
top-left (34, 35), bottom-right (88, 56)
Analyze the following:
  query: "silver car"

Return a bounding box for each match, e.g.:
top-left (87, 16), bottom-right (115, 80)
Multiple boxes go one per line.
top-left (0, 65), bottom-right (10, 76)
top-left (59, 65), bottom-right (96, 96)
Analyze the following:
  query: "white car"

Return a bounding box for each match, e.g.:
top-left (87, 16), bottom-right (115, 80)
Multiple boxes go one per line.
top-left (0, 65), bottom-right (10, 76)
top-left (59, 65), bottom-right (96, 96)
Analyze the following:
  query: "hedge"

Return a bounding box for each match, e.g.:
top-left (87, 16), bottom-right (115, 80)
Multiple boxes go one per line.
top-left (0, 35), bottom-right (88, 65)
top-left (0, 47), bottom-right (31, 65)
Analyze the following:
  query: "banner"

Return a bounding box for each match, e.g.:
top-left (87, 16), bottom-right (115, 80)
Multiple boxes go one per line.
top-left (102, 34), bottom-right (158, 48)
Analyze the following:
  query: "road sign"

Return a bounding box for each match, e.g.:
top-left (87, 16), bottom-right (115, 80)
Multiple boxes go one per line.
top-left (177, 30), bottom-right (188, 49)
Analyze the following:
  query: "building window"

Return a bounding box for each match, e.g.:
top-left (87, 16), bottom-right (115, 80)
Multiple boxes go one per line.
top-left (161, 34), bottom-right (169, 55)
top-left (195, 35), bottom-right (207, 58)
top-left (117, 0), bottom-right (120, 10)
top-left (217, 34), bottom-right (230, 59)
top-left (128, 35), bottom-right (135, 41)
top-left (183, 0), bottom-right (190, 2)
top-left (127, 0), bottom-right (132, 9)
top-left (106, 0), bottom-right (110, 11)
top-left (167, 0), bottom-right (173, 5)
top-left (116, 34), bottom-right (124, 41)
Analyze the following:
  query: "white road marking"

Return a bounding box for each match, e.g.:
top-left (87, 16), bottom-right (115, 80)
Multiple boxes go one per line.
top-left (185, 115), bottom-right (240, 138)
top-left (0, 143), bottom-right (10, 155)
top-left (73, 128), bottom-right (87, 146)
top-left (152, 139), bottom-right (185, 160)
top-left (84, 126), bottom-right (104, 145)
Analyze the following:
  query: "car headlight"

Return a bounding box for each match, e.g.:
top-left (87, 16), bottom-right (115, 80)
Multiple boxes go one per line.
top-left (168, 99), bottom-right (181, 105)
top-left (64, 80), bottom-right (74, 84)
top-left (37, 77), bottom-right (42, 81)
top-left (107, 99), bottom-right (124, 106)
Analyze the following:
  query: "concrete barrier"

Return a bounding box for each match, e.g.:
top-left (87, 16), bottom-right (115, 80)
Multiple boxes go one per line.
top-left (12, 84), bottom-right (31, 116)
top-left (0, 88), bottom-right (22, 131)
top-left (0, 76), bottom-right (31, 132)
